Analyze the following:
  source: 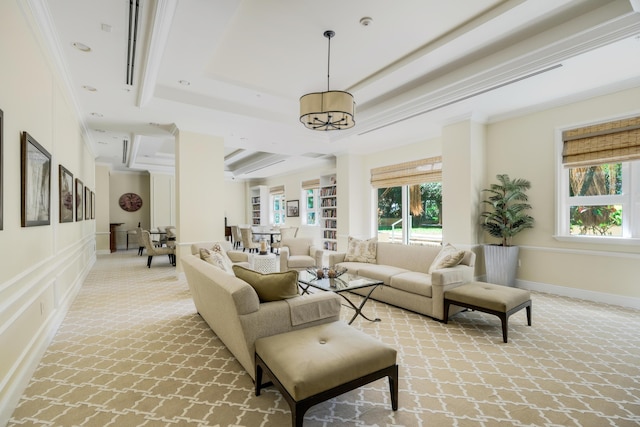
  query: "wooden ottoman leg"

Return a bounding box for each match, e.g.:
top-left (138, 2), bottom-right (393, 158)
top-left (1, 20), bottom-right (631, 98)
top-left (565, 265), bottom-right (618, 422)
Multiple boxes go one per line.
top-left (500, 313), bottom-right (509, 343)
top-left (526, 301), bottom-right (532, 326)
top-left (389, 364), bottom-right (399, 410)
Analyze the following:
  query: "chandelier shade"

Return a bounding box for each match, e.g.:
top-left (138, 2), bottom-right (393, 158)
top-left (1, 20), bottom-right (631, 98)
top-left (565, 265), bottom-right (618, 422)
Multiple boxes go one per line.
top-left (300, 30), bottom-right (355, 131)
top-left (299, 90), bottom-right (355, 131)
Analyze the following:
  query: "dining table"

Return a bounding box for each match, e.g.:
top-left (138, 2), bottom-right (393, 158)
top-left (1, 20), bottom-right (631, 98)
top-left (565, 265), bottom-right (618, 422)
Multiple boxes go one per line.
top-left (252, 229), bottom-right (281, 253)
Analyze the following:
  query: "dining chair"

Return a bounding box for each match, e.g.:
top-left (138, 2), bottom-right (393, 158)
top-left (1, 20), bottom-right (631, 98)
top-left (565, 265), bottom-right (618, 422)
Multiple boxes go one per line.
top-left (240, 227), bottom-right (260, 253)
top-left (141, 230), bottom-right (175, 267)
top-left (231, 225), bottom-right (243, 250)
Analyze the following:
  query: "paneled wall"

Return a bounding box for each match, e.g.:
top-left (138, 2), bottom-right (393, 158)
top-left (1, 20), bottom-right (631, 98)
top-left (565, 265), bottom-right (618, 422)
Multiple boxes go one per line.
top-left (0, 1), bottom-right (96, 423)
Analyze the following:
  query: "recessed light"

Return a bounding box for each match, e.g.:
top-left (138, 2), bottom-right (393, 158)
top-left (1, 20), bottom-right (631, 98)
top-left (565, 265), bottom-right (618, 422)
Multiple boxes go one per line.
top-left (90, 112), bottom-right (103, 117)
top-left (98, 141), bottom-right (108, 145)
top-left (93, 129), bottom-right (106, 133)
top-left (72, 42), bottom-right (91, 52)
top-left (101, 23), bottom-right (112, 33)
top-left (82, 85), bottom-right (97, 92)
top-left (359, 17), bottom-right (373, 26)
top-left (179, 80), bottom-right (191, 86)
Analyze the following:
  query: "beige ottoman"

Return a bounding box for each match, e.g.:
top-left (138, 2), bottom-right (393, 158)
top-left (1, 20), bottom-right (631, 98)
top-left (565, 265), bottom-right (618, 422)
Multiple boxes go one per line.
top-left (255, 321), bottom-right (398, 427)
top-left (444, 281), bottom-right (532, 343)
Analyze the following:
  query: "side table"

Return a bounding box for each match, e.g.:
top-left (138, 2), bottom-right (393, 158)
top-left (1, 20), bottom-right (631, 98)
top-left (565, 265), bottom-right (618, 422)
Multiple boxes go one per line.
top-left (253, 253), bottom-right (277, 274)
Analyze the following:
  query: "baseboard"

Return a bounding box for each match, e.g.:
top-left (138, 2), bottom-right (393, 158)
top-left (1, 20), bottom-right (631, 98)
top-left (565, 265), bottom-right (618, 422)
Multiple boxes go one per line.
top-left (516, 279), bottom-right (640, 310)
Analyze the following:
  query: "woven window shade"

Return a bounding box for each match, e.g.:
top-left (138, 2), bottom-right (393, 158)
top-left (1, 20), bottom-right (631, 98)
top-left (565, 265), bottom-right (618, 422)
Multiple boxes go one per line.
top-left (301, 179), bottom-right (320, 190)
top-left (370, 156), bottom-right (442, 188)
top-left (269, 185), bottom-right (285, 195)
top-left (562, 116), bottom-right (640, 167)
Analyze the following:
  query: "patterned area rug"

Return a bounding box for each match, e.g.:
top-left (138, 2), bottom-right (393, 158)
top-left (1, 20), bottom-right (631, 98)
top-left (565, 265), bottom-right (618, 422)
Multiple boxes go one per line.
top-left (9, 251), bottom-right (640, 426)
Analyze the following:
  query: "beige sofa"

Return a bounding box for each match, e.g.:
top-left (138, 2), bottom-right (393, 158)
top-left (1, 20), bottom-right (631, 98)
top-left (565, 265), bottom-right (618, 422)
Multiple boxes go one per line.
top-left (329, 242), bottom-right (475, 320)
top-left (182, 252), bottom-right (342, 380)
top-left (190, 241), bottom-right (251, 268)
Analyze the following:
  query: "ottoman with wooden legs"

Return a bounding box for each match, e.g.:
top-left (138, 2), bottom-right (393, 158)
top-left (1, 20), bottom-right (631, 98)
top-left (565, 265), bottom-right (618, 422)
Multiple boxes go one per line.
top-left (444, 281), bottom-right (532, 343)
top-left (255, 321), bottom-right (398, 427)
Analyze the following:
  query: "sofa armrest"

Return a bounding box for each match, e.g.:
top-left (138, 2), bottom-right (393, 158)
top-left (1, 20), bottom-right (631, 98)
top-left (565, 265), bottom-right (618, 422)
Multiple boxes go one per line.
top-left (310, 246), bottom-right (324, 267)
top-left (227, 250), bottom-right (249, 263)
top-left (430, 265), bottom-right (474, 320)
top-left (279, 246), bottom-right (290, 272)
top-left (286, 292), bottom-right (341, 326)
top-left (328, 252), bottom-right (347, 267)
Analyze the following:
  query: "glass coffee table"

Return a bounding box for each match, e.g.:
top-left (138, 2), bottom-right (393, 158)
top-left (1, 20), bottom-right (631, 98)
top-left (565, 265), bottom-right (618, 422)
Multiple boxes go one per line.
top-left (298, 270), bottom-right (384, 325)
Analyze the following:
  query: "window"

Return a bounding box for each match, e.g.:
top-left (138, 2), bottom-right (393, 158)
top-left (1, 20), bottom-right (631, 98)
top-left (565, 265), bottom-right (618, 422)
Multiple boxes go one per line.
top-left (270, 185), bottom-right (285, 225)
top-left (557, 116), bottom-right (640, 241)
top-left (303, 189), bottom-right (319, 225)
top-left (371, 157), bottom-right (442, 245)
top-left (301, 179), bottom-right (320, 226)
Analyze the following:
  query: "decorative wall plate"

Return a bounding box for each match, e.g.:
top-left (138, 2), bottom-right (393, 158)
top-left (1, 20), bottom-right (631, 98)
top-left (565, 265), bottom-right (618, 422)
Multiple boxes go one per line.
top-left (119, 192), bottom-right (143, 212)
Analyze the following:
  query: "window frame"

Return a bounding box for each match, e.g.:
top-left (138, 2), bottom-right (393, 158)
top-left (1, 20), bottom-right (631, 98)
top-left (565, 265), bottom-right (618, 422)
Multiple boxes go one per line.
top-left (302, 188), bottom-right (319, 226)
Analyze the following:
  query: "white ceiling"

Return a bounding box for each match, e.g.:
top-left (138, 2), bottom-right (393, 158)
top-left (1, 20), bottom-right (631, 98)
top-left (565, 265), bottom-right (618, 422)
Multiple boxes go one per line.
top-left (32, 0), bottom-right (640, 179)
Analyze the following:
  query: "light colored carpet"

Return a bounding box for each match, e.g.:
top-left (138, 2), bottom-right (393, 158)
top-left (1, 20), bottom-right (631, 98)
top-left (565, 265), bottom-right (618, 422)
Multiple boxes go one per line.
top-left (9, 251), bottom-right (640, 426)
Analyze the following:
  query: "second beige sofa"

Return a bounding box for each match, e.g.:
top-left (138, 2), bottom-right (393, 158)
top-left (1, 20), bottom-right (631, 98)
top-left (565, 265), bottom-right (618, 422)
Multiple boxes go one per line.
top-left (329, 242), bottom-right (475, 320)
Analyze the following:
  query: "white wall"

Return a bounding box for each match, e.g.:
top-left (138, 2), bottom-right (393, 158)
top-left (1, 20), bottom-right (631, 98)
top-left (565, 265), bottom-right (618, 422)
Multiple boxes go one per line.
top-left (0, 1), bottom-right (96, 423)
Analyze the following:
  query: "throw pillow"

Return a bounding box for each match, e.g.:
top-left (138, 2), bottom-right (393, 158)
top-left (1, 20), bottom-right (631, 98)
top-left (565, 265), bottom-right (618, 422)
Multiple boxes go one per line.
top-left (210, 243), bottom-right (233, 266)
top-left (232, 265), bottom-right (299, 302)
top-left (199, 247), bottom-right (234, 274)
top-left (428, 243), bottom-right (465, 273)
top-left (344, 236), bottom-right (377, 263)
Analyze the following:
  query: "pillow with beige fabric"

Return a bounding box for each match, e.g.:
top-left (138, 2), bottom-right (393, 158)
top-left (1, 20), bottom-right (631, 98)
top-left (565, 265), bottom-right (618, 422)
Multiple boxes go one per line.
top-left (210, 243), bottom-right (233, 264)
top-left (200, 247), bottom-right (234, 274)
top-left (428, 243), bottom-right (465, 273)
top-left (344, 236), bottom-right (377, 263)
top-left (232, 265), bottom-right (299, 302)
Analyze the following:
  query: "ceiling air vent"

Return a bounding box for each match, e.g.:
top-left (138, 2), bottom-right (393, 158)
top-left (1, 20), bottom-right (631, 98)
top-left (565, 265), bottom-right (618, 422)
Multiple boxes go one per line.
top-left (126, 0), bottom-right (140, 85)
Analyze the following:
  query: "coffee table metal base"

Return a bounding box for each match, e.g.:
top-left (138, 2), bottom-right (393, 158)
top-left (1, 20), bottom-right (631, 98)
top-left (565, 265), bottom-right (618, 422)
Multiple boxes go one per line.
top-left (299, 281), bottom-right (381, 325)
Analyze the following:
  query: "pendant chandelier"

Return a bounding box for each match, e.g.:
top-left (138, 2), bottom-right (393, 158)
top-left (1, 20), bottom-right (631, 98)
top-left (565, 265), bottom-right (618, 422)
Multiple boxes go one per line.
top-left (300, 30), bottom-right (355, 131)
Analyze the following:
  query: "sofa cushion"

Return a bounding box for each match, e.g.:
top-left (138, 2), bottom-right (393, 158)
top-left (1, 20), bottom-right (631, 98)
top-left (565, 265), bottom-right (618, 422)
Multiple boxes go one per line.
top-left (390, 272), bottom-right (433, 298)
top-left (428, 243), bottom-right (465, 273)
top-left (232, 266), bottom-right (300, 302)
top-left (344, 236), bottom-right (377, 263)
top-left (356, 264), bottom-right (409, 285)
top-left (335, 261), bottom-right (367, 275)
top-left (287, 255), bottom-right (316, 269)
top-left (199, 247), bottom-right (234, 274)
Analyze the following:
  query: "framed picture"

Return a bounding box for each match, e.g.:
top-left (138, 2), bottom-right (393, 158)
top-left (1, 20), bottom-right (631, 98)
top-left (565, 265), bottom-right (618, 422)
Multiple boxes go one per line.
top-left (0, 108), bottom-right (3, 230)
top-left (21, 132), bottom-right (51, 227)
top-left (75, 178), bottom-right (83, 221)
top-left (59, 165), bottom-right (74, 223)
top-left (286, 199), bottom-right (299, 217)
top-left (91, 191), bottom-right (95, 219)
top-left (84, 187), bottom-right (90, 220)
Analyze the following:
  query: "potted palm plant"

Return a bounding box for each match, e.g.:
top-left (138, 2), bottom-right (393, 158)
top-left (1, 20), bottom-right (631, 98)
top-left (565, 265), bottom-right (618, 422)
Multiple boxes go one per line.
top-left (480, 174), bottom-right (534, 286)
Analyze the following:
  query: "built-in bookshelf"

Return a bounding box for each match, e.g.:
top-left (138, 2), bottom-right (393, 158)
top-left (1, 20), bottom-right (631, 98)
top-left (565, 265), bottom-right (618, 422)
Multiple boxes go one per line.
top-left (320, 174), bottom-right (337, 251)
top-left (250, 185), bottom-right (268, 226)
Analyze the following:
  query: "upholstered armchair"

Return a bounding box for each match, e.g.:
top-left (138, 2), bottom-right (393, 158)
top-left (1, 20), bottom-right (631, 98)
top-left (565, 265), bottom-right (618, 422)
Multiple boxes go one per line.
top-left (279, 237), bottom-right (323, 272)
top-left (141, 230), bottom-right (175, 267)
top-left (271, 227), bottom-right (298, 254)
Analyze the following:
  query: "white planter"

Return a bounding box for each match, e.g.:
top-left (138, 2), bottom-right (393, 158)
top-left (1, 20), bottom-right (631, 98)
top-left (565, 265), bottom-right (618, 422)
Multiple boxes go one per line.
top-left (483, 245), bottom-right (519, 287)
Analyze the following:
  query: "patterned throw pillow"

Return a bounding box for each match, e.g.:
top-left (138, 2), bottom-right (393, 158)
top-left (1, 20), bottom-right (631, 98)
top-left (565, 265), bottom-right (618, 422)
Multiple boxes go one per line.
top-left (428, 243), bottom-right (465, 273)
top-left (199, 247), bottom-right (234, 274)
top-left (210, 243), bottom-right (233, 265)
top-left (232, 266), bottom-right (299, 302)
top-left (344, 236), bottom-right (377, 263)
